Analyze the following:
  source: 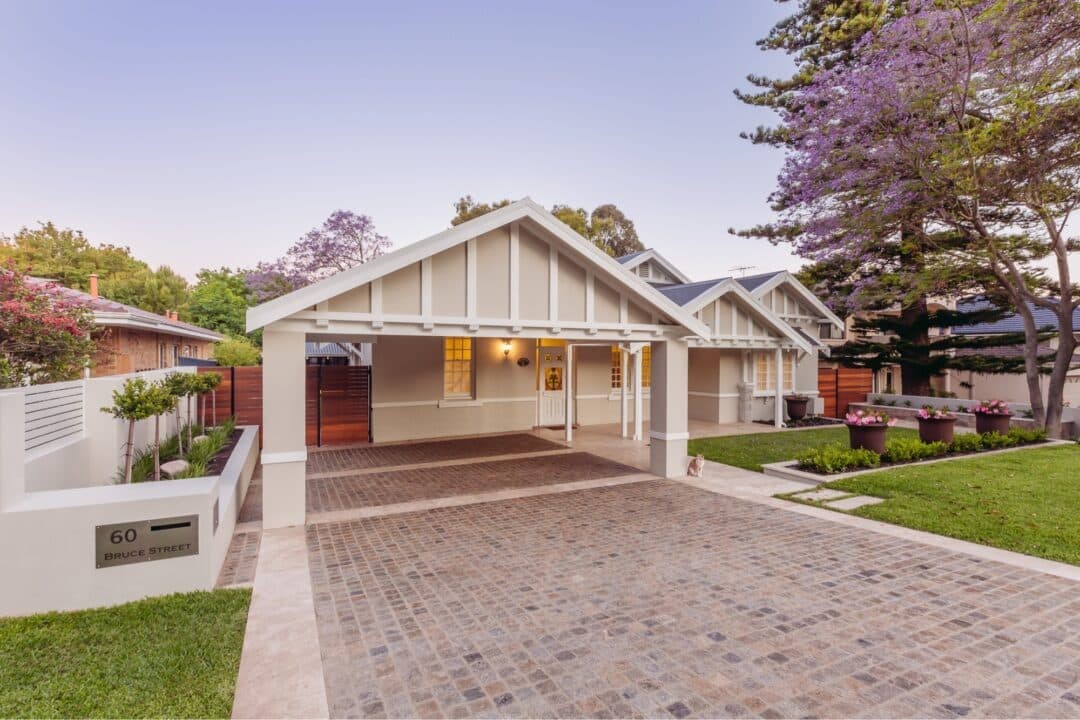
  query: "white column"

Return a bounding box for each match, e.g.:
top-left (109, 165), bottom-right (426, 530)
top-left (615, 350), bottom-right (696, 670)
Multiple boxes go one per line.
top-left (619, 347), bottom-right (628, 438)
top-left (261, 330), bottom-right (308, 529)
top-left (564, 344), bottom-right (574, 443)
top-left (0, 392), bottom-right (26, 510)
top-left (649, 340), bottom-right (689, 478)
top-left (633, 348), bottom-right (643, 442)
top-left (774, 345), bottom-right (784, 428)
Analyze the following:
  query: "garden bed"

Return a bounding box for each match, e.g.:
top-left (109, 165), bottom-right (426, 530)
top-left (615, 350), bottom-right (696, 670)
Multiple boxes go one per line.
top-left (753, 416), bottom-right (842, 428)
top-left (130, 417), bottom-right (239, 482)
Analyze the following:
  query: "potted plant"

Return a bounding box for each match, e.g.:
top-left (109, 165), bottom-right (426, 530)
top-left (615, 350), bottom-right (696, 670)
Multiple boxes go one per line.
top-left (917, 405), bottom-right (956, 444)
top-left (972, 399), bottom-right (1011, 434)
top-left (844, 409), bottom-right (896, 454)
top-left (785, 394), bottom-right (810, 421)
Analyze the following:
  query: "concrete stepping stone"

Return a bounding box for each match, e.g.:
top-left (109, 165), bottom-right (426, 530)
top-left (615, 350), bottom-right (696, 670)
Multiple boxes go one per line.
top-left (824, 495), bottom-right (885, 510)
top-left (160, 459), bottom-right (190, 478)
top-left (791, 488), bottom-right (850, 502)
top-left (191, 434), bottom-right (210, 445)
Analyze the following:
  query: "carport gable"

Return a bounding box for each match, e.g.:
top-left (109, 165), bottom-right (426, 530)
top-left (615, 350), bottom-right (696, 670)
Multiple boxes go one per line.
top-left (247, 198), bottom-right (708, 341)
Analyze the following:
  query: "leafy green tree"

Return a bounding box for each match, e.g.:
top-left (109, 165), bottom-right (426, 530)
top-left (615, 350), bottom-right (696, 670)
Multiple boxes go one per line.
top-left (100, 266), bottom-right (190, 317)
top-left (451, 197), bottom-right (644, 257)
top-left (196, 372), bottom-right (224, 427)
top-left (101, 378), bottom-right (172, 484)
top-left (188, 268), bottom-right (251, 337)
top-left (213, 336), bottom-right (260, 366)
top-left (162, 372), bottom-right (194, 454)
top-left (0, 222), bottom-right (145, 291)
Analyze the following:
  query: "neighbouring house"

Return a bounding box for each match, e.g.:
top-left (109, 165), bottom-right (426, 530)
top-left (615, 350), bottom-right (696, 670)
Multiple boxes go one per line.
top-left (948, 297), bottom-right (1080, 406)
top-left (306, 341), bottom-right (370, 366)
top-left (26, 274), bottom-right (222, 376)
top-left (246, 198), bottom-right (842, 528)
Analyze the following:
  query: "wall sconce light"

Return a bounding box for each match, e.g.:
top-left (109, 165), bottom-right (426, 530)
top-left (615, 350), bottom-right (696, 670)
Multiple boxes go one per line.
top-left (502, 339), bottom-right (512, 357)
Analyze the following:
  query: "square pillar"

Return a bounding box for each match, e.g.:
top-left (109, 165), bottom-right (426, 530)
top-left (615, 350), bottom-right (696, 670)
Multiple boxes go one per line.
top-left (619, 347), bottom-right (628, 438)
top-left (633, 349), bottom-right (643, 441)
top-left (261, 330), bottom-right (308, 529)
top-left (649, 340), bottom-right (688, 478)
top-left (564, 344), bottom-right (574, 444)
top-left (774, 346), bottom-right (784, 427)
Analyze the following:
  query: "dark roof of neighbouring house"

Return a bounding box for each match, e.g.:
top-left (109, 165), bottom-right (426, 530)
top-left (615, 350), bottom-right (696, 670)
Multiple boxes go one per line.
top-left (734, 270), bottom-right (785, 292)
top-left (655, 278), bottom-right (730, 307)
top-left (22, 274), bottom-right (222, 342)
top-left (306, 342), bottom-right (350, 357)
top-left (953, 298), bottom-right (1080, 335)
top-left (614, 250), bottom-right (649, 265)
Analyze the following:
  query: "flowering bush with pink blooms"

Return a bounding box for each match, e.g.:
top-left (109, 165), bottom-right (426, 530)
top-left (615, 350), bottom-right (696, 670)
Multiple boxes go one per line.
top-left (917, 406), bottom-right (954, 420)
top-left (972, 400), bottom-right (1011, 416)
top-left (844, 409), bottom-right (896, 427)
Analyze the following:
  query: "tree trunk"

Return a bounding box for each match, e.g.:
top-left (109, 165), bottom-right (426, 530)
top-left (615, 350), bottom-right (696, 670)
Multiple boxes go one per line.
top-left (123, 420), bottom-right (135, 485)
top-left (186, 395), bottom-right (193, 447)
top-left (1012, 300), bottom-right (1048, 426)
top-left (212, 392), bottom-right (217, 427)
top-left (899, 296), bottom-right (933, 397)
top-left (1043, 315), bottom-right (1076, 438)
top-left (175, 405), bottom-right (184, 455)
top-left (153, 414), bottom-right (161, 482)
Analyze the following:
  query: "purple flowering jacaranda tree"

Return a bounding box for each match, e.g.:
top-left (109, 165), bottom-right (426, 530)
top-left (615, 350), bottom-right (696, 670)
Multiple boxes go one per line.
top-left (767, 0), bottom-right (1079, 435)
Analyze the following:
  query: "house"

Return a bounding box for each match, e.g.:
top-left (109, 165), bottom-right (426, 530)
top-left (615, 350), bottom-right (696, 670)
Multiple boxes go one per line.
top-left (26, 273), bottom-right (222, 376)
top-left (948, 297), bottom-right (1080, 405)
top-left (247, 199), bottom-right (841, 528)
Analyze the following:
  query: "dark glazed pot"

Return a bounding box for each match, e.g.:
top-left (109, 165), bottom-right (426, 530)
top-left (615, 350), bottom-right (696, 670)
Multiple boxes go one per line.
top-left (918, 417), bottom-right (956, 444)
top-left (785, 396), bottom-right (810, 421)
top-left (975, 413), bottom-right (1011, 435)
top-left (847, 423), bottom-right (887, 454)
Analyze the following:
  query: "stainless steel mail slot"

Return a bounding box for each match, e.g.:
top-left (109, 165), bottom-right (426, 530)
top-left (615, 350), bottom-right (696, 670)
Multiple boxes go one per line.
top-left (95, 515), bottom-right (199, 569)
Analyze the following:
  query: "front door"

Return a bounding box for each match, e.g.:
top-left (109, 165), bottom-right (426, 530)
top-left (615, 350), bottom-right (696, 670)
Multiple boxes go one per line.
top-left (539, 347), bottom-right (565, 426)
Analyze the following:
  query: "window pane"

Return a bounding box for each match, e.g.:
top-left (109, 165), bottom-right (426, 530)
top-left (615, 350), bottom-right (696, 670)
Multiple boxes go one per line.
top-left (610, 346), bottom-right (622, 389)
top-left (641, 346), bottom-right (651, 388)
top-left (443, 337), bottom-right (474, 397)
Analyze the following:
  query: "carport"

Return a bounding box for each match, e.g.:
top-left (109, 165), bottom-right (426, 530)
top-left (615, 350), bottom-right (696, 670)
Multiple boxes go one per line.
top-left (247, 199), bottom-right (710, 529)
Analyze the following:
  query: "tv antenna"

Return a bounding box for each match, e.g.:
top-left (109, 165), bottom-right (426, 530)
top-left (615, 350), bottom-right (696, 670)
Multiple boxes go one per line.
top-left (729, 265), bottom-right (756, 277)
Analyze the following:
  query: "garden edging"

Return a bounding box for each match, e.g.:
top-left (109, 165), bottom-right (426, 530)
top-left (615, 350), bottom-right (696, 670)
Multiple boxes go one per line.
top-left (761, 438), bottom-right (1073, 483)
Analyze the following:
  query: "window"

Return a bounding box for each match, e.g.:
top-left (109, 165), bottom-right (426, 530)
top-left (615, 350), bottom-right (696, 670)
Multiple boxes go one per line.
top-left (443, 337), bottom-right (473, 398)
top-left (611, 346), bottom-right (651, 389)
top-left (754, 352), bottom-right (793, 392)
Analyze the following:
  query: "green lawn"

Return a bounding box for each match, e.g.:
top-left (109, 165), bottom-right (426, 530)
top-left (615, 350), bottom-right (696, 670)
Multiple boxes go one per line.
top-left (806, 444), bottom-right (1080, 565)
top-left (688, 426), bottom-right (919, 472)
top-left (0, 589), bottom-right (251, 719)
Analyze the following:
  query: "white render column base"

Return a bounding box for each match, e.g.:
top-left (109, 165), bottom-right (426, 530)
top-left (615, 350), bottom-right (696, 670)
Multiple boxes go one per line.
top-left (260, 329), bottom-right (308, 529)
top-left (261, 454), bottom-right (307, 529)
top-left (648, 340), bottom-right (688, 478)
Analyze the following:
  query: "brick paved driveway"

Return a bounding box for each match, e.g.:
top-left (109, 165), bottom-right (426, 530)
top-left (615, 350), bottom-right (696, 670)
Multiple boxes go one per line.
top-left (306, 481), bottom-right (1080, 719)
top-left (307, 434), bottom-right (565, 475)
top-left (307, 452), bottom-right (640, 513)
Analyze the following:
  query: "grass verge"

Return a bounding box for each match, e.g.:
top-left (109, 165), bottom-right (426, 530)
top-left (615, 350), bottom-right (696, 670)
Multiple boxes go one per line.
top-left (790, 444), bottom-right (1080, 566)
top-left (688, 426), bottom-right (919, 472)
top-left (0, 588), bottom-right (251, 718)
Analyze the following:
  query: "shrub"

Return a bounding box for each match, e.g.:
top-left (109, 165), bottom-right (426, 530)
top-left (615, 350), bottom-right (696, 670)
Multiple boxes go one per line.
top-left (796, 444), bottom-right (880, 474)
top-left (213, 336), bottom-right (261, 366)
top-left (882, 437), bottom-right (948, 464)
top-left (981, 431), bottom-right (1018, 449)
top-left (972, 399), bottom-right (1010, 415)
top-left (1006, 427), bottom-right (1046, 444)
top-left (918, 405), bottom-right (954, 420)
top-left (949, 433), bottom-right (985, 453)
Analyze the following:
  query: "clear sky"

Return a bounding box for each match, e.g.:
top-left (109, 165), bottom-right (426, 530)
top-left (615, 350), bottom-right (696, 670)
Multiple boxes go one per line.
top-left (2, 1), bottom-right (801, 283)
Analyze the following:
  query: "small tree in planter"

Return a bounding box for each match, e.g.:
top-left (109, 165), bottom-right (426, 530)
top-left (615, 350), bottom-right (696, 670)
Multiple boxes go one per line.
top-left (162, 372), bottom-right (192, 454)
top-left (917, 405), bottom-right (956, 444)
top-left (972, 400), bottom-right (1011, 435)
top-left (198, 372), bottom-right (224, 428)
top-left (145, 381), bottom-right (176, 482)
top-left (101, 378), bottom-right (162, 484)
top-left (844, 409), bottom-right (896, 454)
top-left (785, 394), bottom-right (810, 421)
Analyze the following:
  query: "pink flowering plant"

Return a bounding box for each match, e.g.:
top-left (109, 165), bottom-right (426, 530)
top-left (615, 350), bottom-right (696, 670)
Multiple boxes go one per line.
top-left (972, 400), bottom-right (1010, 416)
top-left (845, 409), bottom-right (896, 427)
top-left (917, 405), bottom-right (954, 420)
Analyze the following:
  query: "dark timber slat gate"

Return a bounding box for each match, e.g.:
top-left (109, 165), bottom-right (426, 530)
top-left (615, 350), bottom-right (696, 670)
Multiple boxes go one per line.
top-left (199, 365), bottom-right (371, 446)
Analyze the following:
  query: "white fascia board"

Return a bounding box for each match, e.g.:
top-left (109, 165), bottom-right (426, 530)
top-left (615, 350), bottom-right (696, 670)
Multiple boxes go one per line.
top-left (617, 249), bottom-right (691, 284)
top-left (677, 280), bottom-right (814, 354)
top-left (748, 272), bottom-right (845, 331)
top-left (94, 313), bottom-right (222, 342)
top-left (247, 197), bottom-right (710, 339)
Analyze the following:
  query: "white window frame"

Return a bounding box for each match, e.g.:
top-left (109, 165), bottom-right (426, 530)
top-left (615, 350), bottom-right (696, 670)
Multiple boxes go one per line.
top-left (443, 337), bottom-right (475, 399)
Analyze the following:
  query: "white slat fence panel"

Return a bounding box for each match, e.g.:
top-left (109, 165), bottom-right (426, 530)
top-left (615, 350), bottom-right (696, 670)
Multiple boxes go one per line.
top-left (23, 379), bottom-right (85, 454)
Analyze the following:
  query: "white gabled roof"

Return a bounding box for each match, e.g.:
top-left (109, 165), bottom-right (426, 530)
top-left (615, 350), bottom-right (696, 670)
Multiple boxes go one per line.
top-left (615, 248), bottom-right (692, 284)
top-left (669, 278), bottom-right (815, 354)
top-left (247, 198), bottom-right (710, 338)
top-left (739, 270), bottom-right (844, 330)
